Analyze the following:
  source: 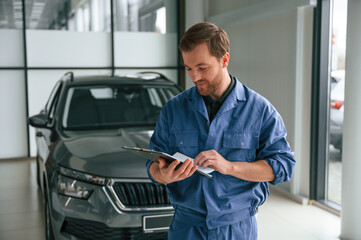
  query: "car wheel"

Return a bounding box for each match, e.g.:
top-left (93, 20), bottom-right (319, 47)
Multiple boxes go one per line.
top-left (36, 155), bottom-right (40, 187)
top-left (45, 198), bottom-right (55, 240)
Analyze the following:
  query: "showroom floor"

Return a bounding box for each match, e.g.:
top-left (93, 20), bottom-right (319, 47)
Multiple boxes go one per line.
top-left (0, 158), bottom-right (341, 240)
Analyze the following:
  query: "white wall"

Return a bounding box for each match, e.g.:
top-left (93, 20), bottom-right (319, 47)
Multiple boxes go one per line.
top-left (0, 30), bottom-right (24, 67)
top-left (0, 29), bottom-right (28, 159)
top-left (183, 0), bottom-right (314, 197)
top-left (27, 30), bottom-right (112, 67)
top-left (114, 32), bottom-right (178, 67)
top-left (0, 71), bottom-right (28, 158)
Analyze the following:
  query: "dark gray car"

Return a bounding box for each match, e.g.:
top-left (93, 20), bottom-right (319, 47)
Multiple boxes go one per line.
top-left (28, 72), bottom-right (181, 240)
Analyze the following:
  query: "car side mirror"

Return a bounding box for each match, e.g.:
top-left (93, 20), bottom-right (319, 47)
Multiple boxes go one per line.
top-left (28, 113), bottom-right (50, 128)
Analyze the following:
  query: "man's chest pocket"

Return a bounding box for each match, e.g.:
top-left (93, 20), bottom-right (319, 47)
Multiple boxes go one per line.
top-left (221, 132), bottom-right (259, 161)
top-left (170, 131), bottom-right (199, 158)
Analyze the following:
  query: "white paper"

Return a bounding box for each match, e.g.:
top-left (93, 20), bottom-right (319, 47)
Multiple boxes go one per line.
top-left (172, 152), bottom-right (214, 174)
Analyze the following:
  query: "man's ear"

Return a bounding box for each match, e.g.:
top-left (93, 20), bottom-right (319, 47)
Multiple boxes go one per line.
top-left (222, 52), bottom-right (230, 68)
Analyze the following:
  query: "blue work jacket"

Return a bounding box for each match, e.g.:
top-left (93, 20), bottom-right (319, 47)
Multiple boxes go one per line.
top-left (146, 77), bottom-right (295, 230)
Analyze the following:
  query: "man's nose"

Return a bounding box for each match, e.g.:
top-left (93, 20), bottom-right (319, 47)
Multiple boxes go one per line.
top-left (191, 70), bottom-right (202, 82)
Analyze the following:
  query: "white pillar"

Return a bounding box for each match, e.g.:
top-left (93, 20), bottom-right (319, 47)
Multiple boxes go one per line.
top-left (340, 0), bottom-right (361, 239)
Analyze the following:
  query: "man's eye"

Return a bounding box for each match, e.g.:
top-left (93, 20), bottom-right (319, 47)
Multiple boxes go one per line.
top-left (199, 67), bottom-right (207, 71)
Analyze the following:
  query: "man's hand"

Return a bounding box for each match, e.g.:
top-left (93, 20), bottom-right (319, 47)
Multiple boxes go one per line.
top-left (149, 157), bottom-right (198, 184)
top-left (193, 150), bottom-right (231, 175)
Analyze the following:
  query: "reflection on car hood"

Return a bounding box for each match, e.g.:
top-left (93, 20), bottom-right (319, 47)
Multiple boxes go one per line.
top-left (54, 128), bottom-right (154, 178)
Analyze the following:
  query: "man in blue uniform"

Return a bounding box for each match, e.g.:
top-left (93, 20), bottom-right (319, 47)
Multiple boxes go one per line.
top-left (146, 22), bottom-right (296, 239)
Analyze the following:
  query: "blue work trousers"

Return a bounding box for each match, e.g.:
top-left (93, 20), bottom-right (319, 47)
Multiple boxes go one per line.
top-left (168, 215), bottom-right (257, 240)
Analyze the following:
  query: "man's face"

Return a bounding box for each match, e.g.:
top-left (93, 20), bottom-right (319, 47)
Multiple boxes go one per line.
top-left (182, 42), bottom-right (228, 99)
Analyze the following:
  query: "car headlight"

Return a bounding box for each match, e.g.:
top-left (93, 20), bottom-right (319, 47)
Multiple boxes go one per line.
top-left (57, 166), bottom-right (109, 199)
top-left (58, 166), bottom-right (108, 185)
top-left (58, 175), bottom-right (93, 199)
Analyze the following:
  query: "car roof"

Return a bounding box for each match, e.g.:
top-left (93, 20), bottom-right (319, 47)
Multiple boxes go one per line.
top-left (61, 72), bottom-right (178, 87)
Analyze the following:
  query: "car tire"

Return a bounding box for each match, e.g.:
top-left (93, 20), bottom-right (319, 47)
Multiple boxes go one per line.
top-left (45, 195), bottom-right (55, 240)
top-left (36, 155), bottom-right (40, 187)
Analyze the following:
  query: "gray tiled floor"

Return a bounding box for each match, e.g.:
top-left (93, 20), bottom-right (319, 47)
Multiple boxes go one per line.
top-left (0, 158), bottom-right (341, 240)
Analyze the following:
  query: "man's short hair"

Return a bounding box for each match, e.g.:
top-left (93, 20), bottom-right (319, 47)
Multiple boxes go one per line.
top-left (179, 22), bottom-right (230, 59)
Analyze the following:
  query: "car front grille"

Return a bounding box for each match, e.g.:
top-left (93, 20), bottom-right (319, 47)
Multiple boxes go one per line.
top-left (112, 182), bottom-right (170, 208)
top-left (61, 217), bottom-right (168, 240)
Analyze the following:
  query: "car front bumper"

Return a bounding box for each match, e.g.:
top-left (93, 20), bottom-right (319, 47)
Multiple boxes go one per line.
top-left (48, 173), bottom-right (174, 240)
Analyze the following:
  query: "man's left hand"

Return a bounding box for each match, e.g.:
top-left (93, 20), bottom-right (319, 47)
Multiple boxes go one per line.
top-left (193, 150), bottom-right (231, 175)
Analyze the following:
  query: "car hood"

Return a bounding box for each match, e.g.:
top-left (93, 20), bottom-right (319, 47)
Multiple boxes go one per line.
top-left (55, 128), bottom-right (154, 179)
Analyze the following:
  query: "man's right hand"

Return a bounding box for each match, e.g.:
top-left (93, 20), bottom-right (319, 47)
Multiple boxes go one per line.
top-left (149, 157), bottom-right (198, 184)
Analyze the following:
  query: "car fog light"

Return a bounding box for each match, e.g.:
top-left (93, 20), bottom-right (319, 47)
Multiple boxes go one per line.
top-left (58, 175), bottom-right (93, 199)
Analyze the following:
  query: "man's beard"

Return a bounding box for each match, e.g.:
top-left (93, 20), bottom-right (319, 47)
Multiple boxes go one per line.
top-left (196, 80), bottom-right (211, 96)
top-left (196, 77), bottom-right (222, 98)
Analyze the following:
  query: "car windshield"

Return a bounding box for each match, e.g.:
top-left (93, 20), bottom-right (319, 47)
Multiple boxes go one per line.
top-left (62, 84), bottom-right (180, 130)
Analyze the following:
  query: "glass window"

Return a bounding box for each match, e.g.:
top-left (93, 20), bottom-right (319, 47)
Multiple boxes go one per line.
top-left (25, 0), bottom-right (111, 31)
top-left (326, 0), bottom-right (348, 206)
top-left (62, 84), bottom-right (180, 129)
top-left (0, 0), bottom-right (23, 29)
top-left (113, 0), bottom-right (176, 33)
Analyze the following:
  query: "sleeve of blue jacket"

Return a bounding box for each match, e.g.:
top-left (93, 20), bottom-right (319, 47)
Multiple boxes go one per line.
top-left (257, 108), bottom-right (296, 185)
top-left (146, 106), bottom-right (170, 184)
